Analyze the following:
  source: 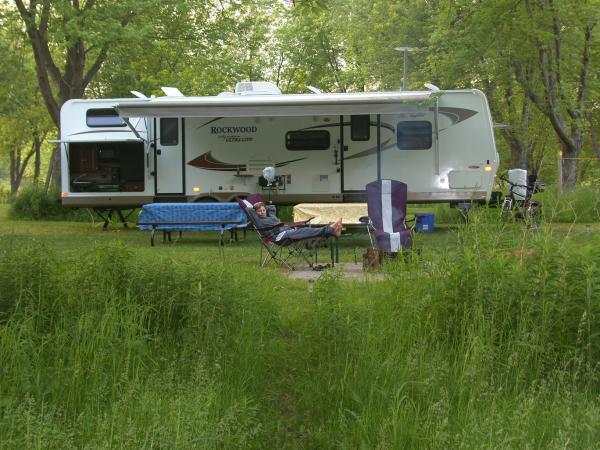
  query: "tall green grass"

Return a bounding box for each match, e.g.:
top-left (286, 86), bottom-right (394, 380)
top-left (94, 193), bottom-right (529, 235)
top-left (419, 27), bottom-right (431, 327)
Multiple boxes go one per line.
top-left (413, 184), bottom-right (600, 226)
top-left (272, 217), bottom-right (600, 448)
top-left (1, 215), bottom-right (599, 448)
top-left (541, 185), bottom-right (600, 223)
top-left (0, 239), bottom-right (280, 448)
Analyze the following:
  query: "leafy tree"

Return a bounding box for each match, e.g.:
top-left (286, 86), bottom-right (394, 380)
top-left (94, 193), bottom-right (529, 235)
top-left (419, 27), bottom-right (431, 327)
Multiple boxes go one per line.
top-left (272, 2), bottom-right (347, 93)
top-left (1, 120), bottom-right (48, 197)
top-left (271, 0), bottom-right (435, 93)
top-left (512, 0), bottom-right (599, 187)
top-left (11, 0), bottom-right (161, 185)
top-left (0, 6), bottom-right (52, 196)
top-left (423, 0), bottom-right (600, 186)
top-left (90, 0), bottom-right (278, 98)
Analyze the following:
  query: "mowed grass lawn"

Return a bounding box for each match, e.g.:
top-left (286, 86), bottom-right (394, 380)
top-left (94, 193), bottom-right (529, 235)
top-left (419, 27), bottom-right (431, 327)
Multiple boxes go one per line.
top-left (0, 204), bottom-right (461, 260)
top-left (0, 203), bottom-right (595, 264)
top-left (1, 203), bottom-right (600, 449)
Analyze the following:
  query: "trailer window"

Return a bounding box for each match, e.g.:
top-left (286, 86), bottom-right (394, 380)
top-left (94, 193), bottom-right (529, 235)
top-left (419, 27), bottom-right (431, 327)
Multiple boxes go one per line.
top-left (86, 109), bottom-right (126, 127)
top-left (285, 130), bottom-right (330, 150)
top-left (160, 118), bottom-right (179, 146)
top-left (396, 121), bottom-right (432, 150)
top-left (351, 115), bottom-right (370, 141)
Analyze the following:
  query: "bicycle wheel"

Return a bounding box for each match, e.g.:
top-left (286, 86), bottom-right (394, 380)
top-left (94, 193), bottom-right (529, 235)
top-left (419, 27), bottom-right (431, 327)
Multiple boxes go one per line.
top-left (526, 201), bottom-right (542, 229)
top-left (500, 196), bottom-right (513, 221)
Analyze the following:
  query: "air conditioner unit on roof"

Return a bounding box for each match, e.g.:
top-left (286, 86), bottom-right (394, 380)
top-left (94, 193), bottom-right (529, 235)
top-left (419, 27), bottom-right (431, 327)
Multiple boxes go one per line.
top-left (235, 81), bottom-right (282, 96)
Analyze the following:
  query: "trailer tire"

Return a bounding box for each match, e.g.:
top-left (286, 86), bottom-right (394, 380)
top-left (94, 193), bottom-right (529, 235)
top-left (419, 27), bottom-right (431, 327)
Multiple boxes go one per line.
top-left (488, 191), bottom-right (503, 208)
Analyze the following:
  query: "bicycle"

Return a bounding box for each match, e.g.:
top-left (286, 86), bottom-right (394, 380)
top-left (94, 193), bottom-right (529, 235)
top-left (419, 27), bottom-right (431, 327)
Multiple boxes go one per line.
top-left (499, 174), bottom-right (544, 228)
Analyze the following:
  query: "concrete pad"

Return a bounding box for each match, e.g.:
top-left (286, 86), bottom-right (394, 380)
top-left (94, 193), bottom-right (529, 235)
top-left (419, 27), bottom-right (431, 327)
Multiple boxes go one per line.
top-left (286, 262), bottom-right (384, 281)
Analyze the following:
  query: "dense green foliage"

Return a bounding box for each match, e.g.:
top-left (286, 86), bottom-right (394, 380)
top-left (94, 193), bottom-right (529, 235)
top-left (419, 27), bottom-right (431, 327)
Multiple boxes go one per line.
top-left (1, 0), bottom-right (599, 191)
top-left (1, 214), bottom-right (599, 448)
top-left (8, 184), bottom-right (89, 221)
top-left (0, 185), bottom-right (9, 203)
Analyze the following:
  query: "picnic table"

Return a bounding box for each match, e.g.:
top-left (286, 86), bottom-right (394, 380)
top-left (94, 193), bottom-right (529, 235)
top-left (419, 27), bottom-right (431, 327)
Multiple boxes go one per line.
top-left (293, 203), bottom-right (368, 225)
top-left (137, 202), bottom-right (248, 246)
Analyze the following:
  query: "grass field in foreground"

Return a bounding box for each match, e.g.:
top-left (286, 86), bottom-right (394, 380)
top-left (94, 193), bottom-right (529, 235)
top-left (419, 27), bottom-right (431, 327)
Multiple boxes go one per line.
top-left (1, 205), bottom-right (599, 448)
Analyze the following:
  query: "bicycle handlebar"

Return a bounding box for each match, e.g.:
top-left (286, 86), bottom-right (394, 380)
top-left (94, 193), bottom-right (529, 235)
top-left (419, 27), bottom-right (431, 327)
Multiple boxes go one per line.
top-left (499, 175), bottom-right (527, 189)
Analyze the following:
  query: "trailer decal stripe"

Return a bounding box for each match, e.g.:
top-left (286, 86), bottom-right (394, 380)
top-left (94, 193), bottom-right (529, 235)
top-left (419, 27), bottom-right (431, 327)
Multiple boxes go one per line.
top-left (187, 151), bottom-right (306, 171)
top-left (434, 107), bottom-right (477, 125)
top-left (275, 158), bottom-right (306, 168)
top-left (298, 121), bottom-right (395, 133)
top-left (196, 118), bottom-right (224, 129)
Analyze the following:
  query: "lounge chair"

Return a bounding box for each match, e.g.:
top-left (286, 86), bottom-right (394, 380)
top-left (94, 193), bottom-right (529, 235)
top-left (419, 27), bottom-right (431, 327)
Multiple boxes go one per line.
top-left (237, 195), bottom-right (334, 270)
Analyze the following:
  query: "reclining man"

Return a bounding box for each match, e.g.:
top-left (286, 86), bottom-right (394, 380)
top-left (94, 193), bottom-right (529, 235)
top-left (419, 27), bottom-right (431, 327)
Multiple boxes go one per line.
top-left (248, 202), bottom-right (342, 242)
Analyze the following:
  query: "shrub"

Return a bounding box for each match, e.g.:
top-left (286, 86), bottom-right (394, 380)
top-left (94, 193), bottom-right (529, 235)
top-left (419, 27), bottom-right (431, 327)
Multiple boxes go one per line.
top-left (430, 203), bottom-right (466, 224)
top-left (9, 184), bottom-right (88, 221)
top-left (540, 185), bottom-right (600, 223)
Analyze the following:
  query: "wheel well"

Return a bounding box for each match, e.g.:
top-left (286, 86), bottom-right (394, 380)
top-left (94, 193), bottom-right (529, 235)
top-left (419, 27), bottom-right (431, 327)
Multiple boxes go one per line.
top-left (487, 191), bottom-right (503, 208)
top-left (193, 196), bottom-right (218, 203)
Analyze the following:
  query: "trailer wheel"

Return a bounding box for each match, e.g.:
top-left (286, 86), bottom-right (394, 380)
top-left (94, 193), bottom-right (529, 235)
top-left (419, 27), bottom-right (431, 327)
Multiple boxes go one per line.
top-left (488, 191), bottom-right (503, 208)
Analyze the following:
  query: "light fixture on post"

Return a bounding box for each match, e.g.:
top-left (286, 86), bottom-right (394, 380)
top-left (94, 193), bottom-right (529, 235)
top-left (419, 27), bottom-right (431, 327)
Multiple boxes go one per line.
top-left (394, 47), bottom-right (415, 91)
top-left (262, 166), bottom-right (276, 202)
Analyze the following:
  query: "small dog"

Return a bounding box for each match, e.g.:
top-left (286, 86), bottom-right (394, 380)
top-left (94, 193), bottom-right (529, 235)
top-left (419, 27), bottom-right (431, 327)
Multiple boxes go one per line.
top-left (363, 249), bottom-right (383, 269)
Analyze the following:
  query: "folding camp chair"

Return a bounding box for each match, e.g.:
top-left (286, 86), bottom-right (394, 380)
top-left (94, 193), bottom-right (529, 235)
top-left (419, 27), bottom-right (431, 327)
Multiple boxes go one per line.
top-left (237, 195), bottom-right (332, 270)
top-left (361, 179), bottom-right (413, 256)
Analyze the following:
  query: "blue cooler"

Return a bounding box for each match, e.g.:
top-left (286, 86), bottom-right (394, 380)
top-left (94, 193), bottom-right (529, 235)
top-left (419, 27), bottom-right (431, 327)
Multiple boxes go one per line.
top-left (415, 213), bottom-right (435, 232)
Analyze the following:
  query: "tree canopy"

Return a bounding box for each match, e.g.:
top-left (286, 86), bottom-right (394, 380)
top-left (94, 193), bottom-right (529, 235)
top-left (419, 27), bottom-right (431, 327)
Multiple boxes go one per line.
top-left (1, 0), bottom-right (599, 189)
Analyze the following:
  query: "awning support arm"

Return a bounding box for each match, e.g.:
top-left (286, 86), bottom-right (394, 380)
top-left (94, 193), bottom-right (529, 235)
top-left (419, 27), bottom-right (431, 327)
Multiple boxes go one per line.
top-left (434, 97), bottom-right (440, 175)
top-left (122, 116), bottom-right (148, 143)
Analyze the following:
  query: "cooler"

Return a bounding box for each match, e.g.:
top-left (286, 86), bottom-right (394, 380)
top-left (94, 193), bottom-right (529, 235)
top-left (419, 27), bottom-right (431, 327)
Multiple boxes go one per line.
top-left (415, 213), bottom-right (435, 232)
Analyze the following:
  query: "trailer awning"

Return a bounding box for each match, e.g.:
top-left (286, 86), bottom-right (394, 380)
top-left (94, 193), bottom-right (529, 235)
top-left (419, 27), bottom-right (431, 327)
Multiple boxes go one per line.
top-left (115, 91), bottom-right (435, 118)
top-left (50, 138), bottom-right (144, 143)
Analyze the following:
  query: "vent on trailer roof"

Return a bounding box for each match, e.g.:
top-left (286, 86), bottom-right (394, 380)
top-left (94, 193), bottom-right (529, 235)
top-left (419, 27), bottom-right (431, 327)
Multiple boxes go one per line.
top-left (235, 81), bottom-right (282, 96)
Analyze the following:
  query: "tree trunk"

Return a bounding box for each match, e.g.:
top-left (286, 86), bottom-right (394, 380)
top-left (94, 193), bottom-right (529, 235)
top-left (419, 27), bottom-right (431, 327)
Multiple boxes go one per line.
top-left (561, 157), bottom-right (578, 188)
top-left (9, 141), bottom-right (37, 196)
top-left (507, 137), bottom-right (531, 170)
top-left (500, 126), bottom-right (531, 171)
top-left (34, 137), bottom-right (41, 182)
top-left (10, 149), bottom-right (18, 196)
top-left (45, 145), bottom-right (61, 191)
top-left (44, 153), bottom-right (54, 192)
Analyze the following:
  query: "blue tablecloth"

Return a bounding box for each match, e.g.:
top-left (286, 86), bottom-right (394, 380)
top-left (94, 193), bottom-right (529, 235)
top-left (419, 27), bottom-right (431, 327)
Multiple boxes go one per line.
top-left (138, 202), bottom-right (247, 231)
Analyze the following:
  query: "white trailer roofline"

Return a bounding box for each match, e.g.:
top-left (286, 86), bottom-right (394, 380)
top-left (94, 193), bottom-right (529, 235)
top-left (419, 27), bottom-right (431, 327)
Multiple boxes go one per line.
top-left (115, 91), bottom-right (434, 118)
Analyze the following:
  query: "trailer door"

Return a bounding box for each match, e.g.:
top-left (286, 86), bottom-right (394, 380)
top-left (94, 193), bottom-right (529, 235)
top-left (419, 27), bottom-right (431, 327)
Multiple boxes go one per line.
top-left (155, 117), bottom-right (184, 194)
top-left (341, 114), bottom-right (378, 191)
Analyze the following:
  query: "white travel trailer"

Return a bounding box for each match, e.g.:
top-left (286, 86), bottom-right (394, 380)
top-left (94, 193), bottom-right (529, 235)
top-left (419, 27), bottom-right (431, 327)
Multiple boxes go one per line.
top-left (60, 82), bottom-right (499, 208)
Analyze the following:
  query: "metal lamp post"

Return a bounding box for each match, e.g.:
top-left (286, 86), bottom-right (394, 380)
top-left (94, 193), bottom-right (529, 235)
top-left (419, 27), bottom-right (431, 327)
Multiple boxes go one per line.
top-left (394, 47), bottom-right (414, 91)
